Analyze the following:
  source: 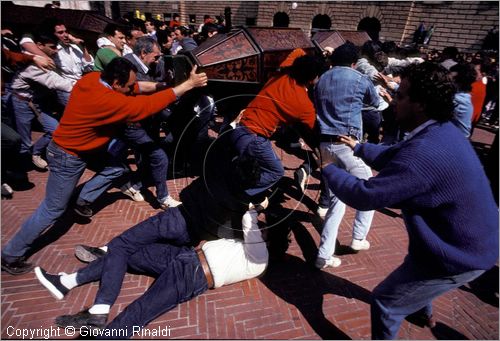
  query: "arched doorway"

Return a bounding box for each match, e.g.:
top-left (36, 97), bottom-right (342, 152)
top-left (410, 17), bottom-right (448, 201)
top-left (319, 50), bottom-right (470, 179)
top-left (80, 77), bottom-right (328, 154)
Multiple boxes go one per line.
top-left (273, 12), bottom-right (289, 28)
top-left (311, 14), bottom-right (331, 34)
top-left (357, 17), bottom-right (381, 41)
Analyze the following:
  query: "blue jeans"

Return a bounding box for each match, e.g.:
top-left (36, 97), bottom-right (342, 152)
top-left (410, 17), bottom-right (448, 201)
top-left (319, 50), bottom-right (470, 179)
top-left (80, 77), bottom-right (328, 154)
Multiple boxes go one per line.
top-left (2, 141), bottom-right (87, 259)
top-left (56, 90), bottom-right (70, 107)
top-left (78, 207), bottom-right (193, 307)
top-left (230, 125), bottom-right (284, 197)
top-left (77, 139), bottom-right (130, 205)
top-left (123, 125), bottom-right (169, 201)
top-left (77, 242), bottom-right (207, 339)
top-left (371, 256), bottom-right (485, 339)
top-left (12, 96), bottom-right (58, 155)
top-left (317, 142), bottom-right (374, 260)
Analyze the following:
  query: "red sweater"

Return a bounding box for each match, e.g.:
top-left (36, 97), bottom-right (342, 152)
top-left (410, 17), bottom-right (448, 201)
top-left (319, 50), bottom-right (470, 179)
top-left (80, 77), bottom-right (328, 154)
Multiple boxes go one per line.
top-left (53, 72), bottom-right (176, 155)
top-left (470, 79), bottom-right (487, 124)
top-left (240, 74), bottom-right (316, 138)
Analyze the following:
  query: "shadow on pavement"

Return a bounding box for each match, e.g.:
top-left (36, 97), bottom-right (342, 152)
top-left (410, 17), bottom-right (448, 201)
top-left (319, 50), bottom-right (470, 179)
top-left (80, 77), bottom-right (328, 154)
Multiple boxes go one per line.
top-left (430, 322), bottom-right (469, 340)
top-left (459, 266), bottom-right (499, 308)
top-left (260, 253), bottom-right (371, 340)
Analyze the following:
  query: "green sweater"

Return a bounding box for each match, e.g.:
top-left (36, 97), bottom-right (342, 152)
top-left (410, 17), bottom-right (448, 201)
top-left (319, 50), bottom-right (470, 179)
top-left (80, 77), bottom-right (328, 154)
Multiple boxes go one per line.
top-left (93, 48), bottom-right (119, 71)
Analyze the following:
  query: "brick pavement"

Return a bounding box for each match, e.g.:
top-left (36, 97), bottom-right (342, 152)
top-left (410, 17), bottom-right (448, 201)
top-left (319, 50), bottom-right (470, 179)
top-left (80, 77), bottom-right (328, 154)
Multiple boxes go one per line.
top-left (1, 127), bottom-right (498, 340)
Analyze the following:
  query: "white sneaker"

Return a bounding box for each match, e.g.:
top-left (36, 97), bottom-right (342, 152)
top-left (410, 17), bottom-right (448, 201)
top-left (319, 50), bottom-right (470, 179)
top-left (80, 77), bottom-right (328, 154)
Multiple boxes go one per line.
top-left (120, 182), bottom-right (144, 202)
top-left (351, 238), bottom-right (370, 251)
top-left (315, 256), bottom-right (341, 269)
top-left (317, 206), bottom-right (328, 218)
top-left (32, 155), bottom-right (48, 169)
top-left (159, 195), bottom-right (182, 209)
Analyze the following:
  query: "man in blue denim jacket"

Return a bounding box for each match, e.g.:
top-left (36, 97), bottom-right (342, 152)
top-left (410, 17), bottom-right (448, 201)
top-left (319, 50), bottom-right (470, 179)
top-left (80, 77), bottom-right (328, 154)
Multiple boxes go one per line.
top-left (314, 42), bottom-right (380, 269)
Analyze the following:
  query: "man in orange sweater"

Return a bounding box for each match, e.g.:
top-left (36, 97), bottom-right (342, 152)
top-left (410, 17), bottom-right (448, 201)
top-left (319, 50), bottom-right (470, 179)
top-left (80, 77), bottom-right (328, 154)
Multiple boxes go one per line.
top-left (228, 54), bottom-right (321, 200)
top-left (1, 57), bottom-right (207, 275)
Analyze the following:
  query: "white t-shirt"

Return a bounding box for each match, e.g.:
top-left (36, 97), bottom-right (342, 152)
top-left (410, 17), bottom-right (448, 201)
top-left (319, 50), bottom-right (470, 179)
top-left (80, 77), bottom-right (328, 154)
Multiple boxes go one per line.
top-left (202, 210), bottom-right (268, 288)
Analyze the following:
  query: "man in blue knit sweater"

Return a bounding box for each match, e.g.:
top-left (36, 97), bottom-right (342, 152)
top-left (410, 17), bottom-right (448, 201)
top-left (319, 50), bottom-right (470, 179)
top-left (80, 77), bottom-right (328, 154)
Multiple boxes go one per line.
top-left (322, 62), bottom-right (499, 339)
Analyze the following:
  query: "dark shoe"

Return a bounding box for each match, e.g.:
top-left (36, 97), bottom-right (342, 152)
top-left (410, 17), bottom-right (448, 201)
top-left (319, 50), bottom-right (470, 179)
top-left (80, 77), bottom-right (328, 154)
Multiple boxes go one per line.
top-left (74, 203), bottom-right (93, 218)
top-left (423, 314), bottom-right (437, 328)
top-left (75, 245), bottom-right (106, 263)
top-left (294, 167), bottom-right (307, 193)
top-left (34, 267), bottom-right (69, 300)
top-left (407, 312), bottom-right (437, 328)
top-left (1, 256), bottom-right (33, 275)
top-left (55, 309), bottom-right (107, 329)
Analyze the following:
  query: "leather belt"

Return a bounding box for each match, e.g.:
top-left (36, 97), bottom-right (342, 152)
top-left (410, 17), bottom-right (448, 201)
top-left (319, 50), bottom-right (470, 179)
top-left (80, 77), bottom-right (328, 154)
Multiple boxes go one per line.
top-left (12, 92), bottom-right (32, 102)
top-left (319, 134), bottom-right (358, 143)
top-left (196, 248), bottom-right (214, 289)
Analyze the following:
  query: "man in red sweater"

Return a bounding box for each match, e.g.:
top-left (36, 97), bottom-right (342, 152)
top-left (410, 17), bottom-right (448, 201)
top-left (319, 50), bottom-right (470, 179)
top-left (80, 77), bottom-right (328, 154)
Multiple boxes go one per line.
top-left (1, 57), bottom-right (207, 275)
top-left (228, 54), bottom-right (321, 200)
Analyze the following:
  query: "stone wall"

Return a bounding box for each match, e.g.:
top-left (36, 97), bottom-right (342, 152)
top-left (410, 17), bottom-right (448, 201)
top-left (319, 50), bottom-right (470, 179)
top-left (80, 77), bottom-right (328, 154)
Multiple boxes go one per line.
top-left (119, 1), bottom-right (498, 53)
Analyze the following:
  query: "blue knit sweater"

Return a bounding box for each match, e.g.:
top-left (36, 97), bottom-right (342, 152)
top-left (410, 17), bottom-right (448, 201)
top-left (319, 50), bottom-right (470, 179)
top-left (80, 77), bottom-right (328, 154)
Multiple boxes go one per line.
top-left (323, 121), bottom-right (499, 276)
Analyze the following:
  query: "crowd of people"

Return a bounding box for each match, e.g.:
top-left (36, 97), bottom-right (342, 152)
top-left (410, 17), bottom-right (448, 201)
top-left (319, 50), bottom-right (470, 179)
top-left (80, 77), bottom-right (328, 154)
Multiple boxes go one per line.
top-left (1, 12), bottom-right (499, 340)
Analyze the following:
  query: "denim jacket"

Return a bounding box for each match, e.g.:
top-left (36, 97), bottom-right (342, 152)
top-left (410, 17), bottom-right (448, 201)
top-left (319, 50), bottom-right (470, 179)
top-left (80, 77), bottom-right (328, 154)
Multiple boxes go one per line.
top-left (314, 66), bottom-right (379, 140)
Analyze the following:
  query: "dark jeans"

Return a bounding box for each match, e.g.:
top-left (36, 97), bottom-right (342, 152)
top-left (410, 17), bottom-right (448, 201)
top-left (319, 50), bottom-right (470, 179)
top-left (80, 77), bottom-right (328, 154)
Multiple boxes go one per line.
top-left (1, 122), bottom-right (24, 180)
top-left (123, 124), bottom-right (169, 201)
top-left (76, 207), bottom-right (205, 338)
top-left (78, 207), bottom-right (193, 307)
top-left (230, 125), bottom-right (284, 197)
top-left (362, 109), bottom-right (381, 144)
top-left (2, 141), bottom-right (87, 259)
top-left (77, 139), bottom-right (130, 205)
top-left (371, 256), bottom-right (485, 339)
top-left (79, 243), bottom-right (207, 339)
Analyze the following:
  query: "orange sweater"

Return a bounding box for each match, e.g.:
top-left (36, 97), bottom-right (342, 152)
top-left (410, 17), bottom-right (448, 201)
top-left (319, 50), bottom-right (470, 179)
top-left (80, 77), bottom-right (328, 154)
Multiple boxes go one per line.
top-left (470, 79), bottom-right (487, 124)
top-left (240, 74), bottom-right (316, 138)
top-left (53, 72), bottom-right (176, 155)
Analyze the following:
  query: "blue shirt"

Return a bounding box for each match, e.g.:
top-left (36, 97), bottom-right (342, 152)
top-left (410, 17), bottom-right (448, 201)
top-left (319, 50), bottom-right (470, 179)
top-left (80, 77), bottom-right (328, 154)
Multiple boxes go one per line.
top-left (451, 92), bottom-right (473, 138)
top-left (314, 66), bottom-right (379, 140)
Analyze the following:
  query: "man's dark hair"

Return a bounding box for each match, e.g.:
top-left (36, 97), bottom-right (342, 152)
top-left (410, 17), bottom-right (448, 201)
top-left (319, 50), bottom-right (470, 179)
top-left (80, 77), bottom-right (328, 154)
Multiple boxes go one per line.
top-left (156, 28), bottom-right (172, 46)
top-left (401, 62), bottom-right (456, 122)
top-left (361, 40), bottom-right (382, 60)
top-left (176, 26), bottom-right (191, 37)
top-left (100, 57), bottom-right (138, 87)
top-left (205, 23), bottom-right (219, 34)
top-left (130, 18), bottom-right (146, 32)
top-left (133, 36), bottom-right (159, 55)
top-left (146, 18), bottom-right (161, 30)
top-left (450, 63), bottom-right (477, 92)
top-left (330, 42), bottom-right (359, 67)
top-left (442, 46), bottom-right (459, 60)
top-left (39, 17), bottom-right (64, 36)
top-left (33, 32), bottom-right (57, 45)
top-left (124, 27), bottom-right (144, 40)
top-left (103, 23), bottom-right (123, 37)
top-left (289, 55), bottom-right (323, 86)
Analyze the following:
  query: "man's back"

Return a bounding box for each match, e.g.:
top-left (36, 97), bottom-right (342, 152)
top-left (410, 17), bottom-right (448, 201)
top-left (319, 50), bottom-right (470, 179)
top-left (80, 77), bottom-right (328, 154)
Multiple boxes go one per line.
top-left (315, 66), bottom-right (379, 140)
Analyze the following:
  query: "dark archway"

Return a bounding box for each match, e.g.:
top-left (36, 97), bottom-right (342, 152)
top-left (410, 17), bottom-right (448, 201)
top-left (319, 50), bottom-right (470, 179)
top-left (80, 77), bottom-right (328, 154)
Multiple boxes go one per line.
top-left (311, 14), bottom-right (332, 32)
top-left (273, 12), bottom-right (289, 28)
top-left (358, 17), bottom-right (381, 41)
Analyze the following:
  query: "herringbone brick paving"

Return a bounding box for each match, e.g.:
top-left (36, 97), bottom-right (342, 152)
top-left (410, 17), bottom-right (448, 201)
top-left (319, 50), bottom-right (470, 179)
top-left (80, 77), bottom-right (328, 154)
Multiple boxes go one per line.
top-left (2, 127), bottom-right (498, 339)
